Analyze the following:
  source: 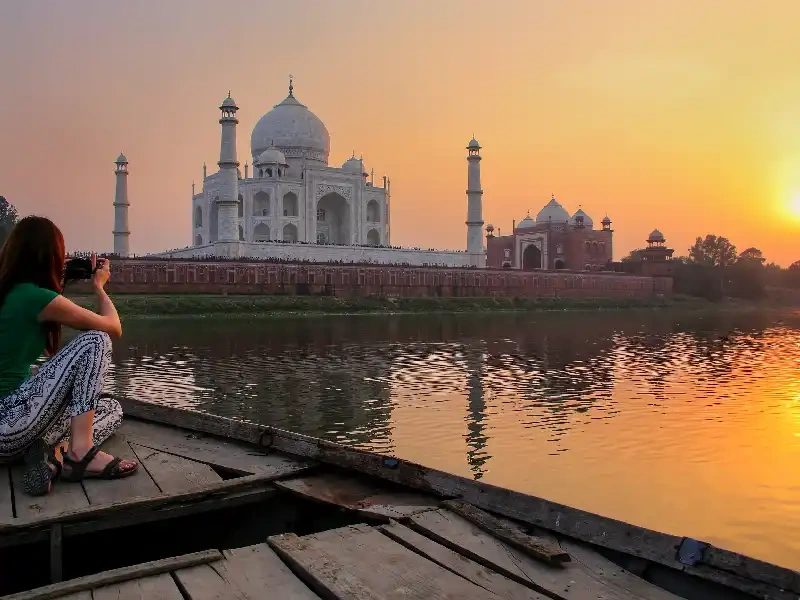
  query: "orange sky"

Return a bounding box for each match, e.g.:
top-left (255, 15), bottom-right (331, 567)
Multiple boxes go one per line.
top-left (1, 0), bottom-right (799, 264)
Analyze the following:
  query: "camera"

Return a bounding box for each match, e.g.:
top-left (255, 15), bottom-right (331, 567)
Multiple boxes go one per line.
top-left (64, 257), bottom-right (105, 281)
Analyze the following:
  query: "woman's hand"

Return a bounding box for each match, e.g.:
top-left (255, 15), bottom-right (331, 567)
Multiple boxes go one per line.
top-left (92, 256), bottom-right (111, 291)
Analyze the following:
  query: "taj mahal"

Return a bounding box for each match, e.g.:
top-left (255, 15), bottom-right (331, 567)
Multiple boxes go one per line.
top-left (111, 79), bottom-right (636, 270)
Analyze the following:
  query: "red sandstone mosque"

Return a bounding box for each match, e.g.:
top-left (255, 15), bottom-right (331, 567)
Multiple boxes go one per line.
top-left (485, 196), bottom-right (613, 271)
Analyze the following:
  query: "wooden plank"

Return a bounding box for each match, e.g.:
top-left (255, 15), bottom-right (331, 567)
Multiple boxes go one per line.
top-left (442, 499), bottom-right (570, 565)
top-left (129, 443), bottom-right (223, 494)
top-left (0, 465), bottom-right (14, 521)
top-left (267, 524), bottom-right (497, 599)
top-left (176, 543), bottom-right (320, 599)
top-left (274, 471), bottom-right (438, 522)
top-left (92, 572), bottom-right (183, 600)
top-left (122, 418), bottom-right (315, 477)
top-left (50, 524), bottom-right (63, 583)
top-left (409, 508), bottom-right (638, 600)
top-left (57, 593), bottom-right (91, 600)
top-left (378, 520), bottom-right (547, 600)
top-left (11, 464), bottom-right (89, 521)
top-left (2, 550), bottom-right (221, 600)
top-left (83, 433), bottom-right (161, 505)
top-left (120, 399), bottom-right (799, 598)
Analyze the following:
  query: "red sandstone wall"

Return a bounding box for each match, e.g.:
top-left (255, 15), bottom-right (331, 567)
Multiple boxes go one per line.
top-left (68, 259), bottom-right (672, 298)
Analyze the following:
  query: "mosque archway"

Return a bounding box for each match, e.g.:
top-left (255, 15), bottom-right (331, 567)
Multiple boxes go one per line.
top-left (253, 223), bottom-right (270, 242)
top-left (555, 259), bottom-right (566, 269)
top-left (366, 200), bottom-right (380, 223)
top-left (238, 225), bottom-right (244, 241)
top-left (209, 203), bottom-right (219, 242)
top-left (253, 191), bottom-right (270, 216)
top-left (317, 192), bottom-right (350, 245)
top-left (283, 223), bottom-right (298, 242)
top-left (238, 194), bottom-right (244, 218)
top-left (522, 244), bottom-right (542, 270)
top-left (283, 192), bottom-right (298, 217)
top-left (194, 206), bottom-right (203, 227)
top-left (366, 229), bottom-right (380, 246)
top-left (195, 234), bottom-right (203, 246)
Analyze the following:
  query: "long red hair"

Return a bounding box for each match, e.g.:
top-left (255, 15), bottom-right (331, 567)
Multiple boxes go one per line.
top-left (0, 216), bottom-right (65, 355)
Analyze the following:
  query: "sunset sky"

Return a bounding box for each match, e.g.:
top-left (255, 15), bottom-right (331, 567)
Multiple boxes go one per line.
top-left (2, 0), bottom-right (799, 264)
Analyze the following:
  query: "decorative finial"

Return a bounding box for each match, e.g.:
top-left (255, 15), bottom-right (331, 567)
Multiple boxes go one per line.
top-left (352, 150), bottom-right (355, 158)
top-left (227, 90), bottom-right (231, 98)
top-left (288, 74), bottom-right (293, 96)
top-left (551, 193), bottom-right (556, 201)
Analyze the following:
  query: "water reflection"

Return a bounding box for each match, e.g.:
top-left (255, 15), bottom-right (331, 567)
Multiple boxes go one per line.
top-left (109, 309), bottom-right (800, 570)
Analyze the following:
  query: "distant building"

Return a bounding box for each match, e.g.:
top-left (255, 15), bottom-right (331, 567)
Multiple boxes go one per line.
top-left (624, 229), bottom-right (675, 278)
top-left (485, 196), bottom-right (613, 270)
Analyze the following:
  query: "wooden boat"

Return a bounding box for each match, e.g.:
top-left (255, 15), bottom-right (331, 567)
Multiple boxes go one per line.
top-left (0, 398), bottom-right (797, 600)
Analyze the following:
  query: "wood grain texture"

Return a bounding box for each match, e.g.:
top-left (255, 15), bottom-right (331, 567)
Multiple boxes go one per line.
top-left (92, 572), bottom-right (184, 600)
top-left (267, 524), bottom-right (496, 599)
top-left (0, 466), bottom-right (14, 521)
top-left (176, 543), bottom-right (320, 600)
top-left (122, 419), bottom-right (315, 477)
top-left (11, 465), bottom-right (89, 521)
top-left (129, 443), bottom-right (222, 494)
top-left (2, 550), bottom-right (221, 600)
top-left (119, 399), bottom-right (797, 600)
top-left (274, 471), bottom-right (438, 522)
top-left (379, 520), bottom-right (547, 600)
top-left (82, 434), bottom-right (161, 506)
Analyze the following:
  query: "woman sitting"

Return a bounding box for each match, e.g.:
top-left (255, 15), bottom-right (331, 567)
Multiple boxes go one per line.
top-left (0, 216), bottom-right (138, 496)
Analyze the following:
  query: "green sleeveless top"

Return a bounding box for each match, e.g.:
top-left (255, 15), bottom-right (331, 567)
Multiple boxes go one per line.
top-left (0, 283), bottom-right (59, 397)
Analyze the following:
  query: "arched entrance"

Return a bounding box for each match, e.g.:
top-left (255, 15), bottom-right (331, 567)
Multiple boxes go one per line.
top-left (194, 206), bottom-right (203, 227)
top-left (195, 234), bottom-right (203, 246)
top-left (366, 199), bottom-right (380, 222)
top-left (555, 259), bottom-right (566, 269)
top-left (283, 192), bottom-right (298, 217)
top-left (283, 223), bottom-right (298, 242)
top-left (366, 229), bottom-right (380, 246)
top-left (209, 203), bottom-right (219, 242)
top-left (253, 223), bottom-right (270, 242)
top-left (238, 225), bottom-right (244, 241)
top-left (522, 244), bottom-right (542, 270)
top-left (317, 192), bottom-right (350, 245)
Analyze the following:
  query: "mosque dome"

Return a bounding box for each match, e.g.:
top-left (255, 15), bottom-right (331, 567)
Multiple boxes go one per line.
top-left (342, 155), bottom-right (366, 174)
top-left (570, 208), bottom-right (593, 229)
top-left (516, 215), bottom-right (536, 230)
top-left (250, 82), bottom-right (330, 164)
top-left (536, 195), bottom-right (570, 223)
top-left (648, 229), bottom-right (665, 243)
top-left (221, 94), bottom-right (237, 108)
top-left (255, 147), bottom-right (287, 166)
top-left (115, 153), bottom-right (128, 164)
top-left (602, 215), bottom-right (611, 225)
top-left (467, 137), bottom-right (481, 150)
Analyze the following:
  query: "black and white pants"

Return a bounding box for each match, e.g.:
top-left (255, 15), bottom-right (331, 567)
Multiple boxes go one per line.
top-left (0, 330), bottom-right (122, 461)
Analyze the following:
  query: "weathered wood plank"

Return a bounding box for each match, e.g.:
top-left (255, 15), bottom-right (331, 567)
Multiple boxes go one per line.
top-left (268, 523), bottom-right (497, 599)
top-left (11, 465), bottom-right (89, 521)
top-left (0, 466), bottom-right (14, 521)
top-left (83, 433), bottom-right (161, 505)
top-left (442, 499), bottom-right (570, 565)
top-left (410, 508), bottom-right (640, 600)
top-left (92, 572), bottom-right (183, 600)
top-left (176, 543), bottom-right (320, 599)
top-left (2, 550), bottom-right (221, 600)
top-left (120, 399), bottom-right (799, 598)
top-left (129, 443), bottom-right (222, 494)
top-left (57, 593), bottom-right (91, 600)
top-left (274, 471), bottom-right (438, 522)
top-left (122, 418), bottom-right (315, 477)
top-left (379, 520), bottom-right (547, 600)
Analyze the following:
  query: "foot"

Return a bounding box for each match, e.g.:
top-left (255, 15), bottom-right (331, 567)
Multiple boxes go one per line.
top-left (63, 447), bottom-right (137, 476)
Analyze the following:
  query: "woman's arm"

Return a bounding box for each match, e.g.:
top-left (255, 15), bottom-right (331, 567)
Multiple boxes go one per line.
top-left (37, 259), bottom-right (123, 338)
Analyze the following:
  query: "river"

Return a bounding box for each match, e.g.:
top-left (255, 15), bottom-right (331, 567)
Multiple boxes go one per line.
top-left (108, 309), bottom-right (800, 570)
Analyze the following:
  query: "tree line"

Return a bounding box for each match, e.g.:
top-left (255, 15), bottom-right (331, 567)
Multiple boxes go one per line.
top-left (624, 234), bottom-right (800, 300)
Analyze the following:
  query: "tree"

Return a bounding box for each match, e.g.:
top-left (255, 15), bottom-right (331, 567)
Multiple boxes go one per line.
top-left (790, 260), bottom-right (800, 270)
top-left (688, 234), bottom-right (737, 268)
top-left (0, 196), bottom-right (18, 248)
top-left (620, 249), bottom-right (643, 263)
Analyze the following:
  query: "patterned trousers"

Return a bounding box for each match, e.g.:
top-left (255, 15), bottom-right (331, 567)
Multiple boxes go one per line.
top-left (0, 330), bottom-right (123, 461)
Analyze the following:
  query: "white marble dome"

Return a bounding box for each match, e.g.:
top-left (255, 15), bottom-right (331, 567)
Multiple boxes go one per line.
top-left (536, 196), bottom-right (570, 223)
top-left (255, 147), bottom-right (287, 166)
top-left (570, 208), bottom-right (593, 229)
top-left (516, 215), bottom-right (536, 229)
top-left (342, 156), bottom-right (365, 174)
top-left (250, 89), bottom-right (330, 164)
top-left (648, 229), bottom-right (665, 242)
top-left (115, 153), bottom-right (127, 163)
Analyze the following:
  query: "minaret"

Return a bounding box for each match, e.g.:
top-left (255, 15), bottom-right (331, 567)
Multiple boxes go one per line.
top-left (113, 153), bottom-right (130, 257)
top-left (216, 92), bottom-right (240, 242)
top-left (466, 137), bottom-right (485, 266)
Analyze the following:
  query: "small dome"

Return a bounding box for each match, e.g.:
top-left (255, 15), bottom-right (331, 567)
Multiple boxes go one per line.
top-left (221, 94), bottom-right (237, 108)
top-left (570, 208), bottom-right (593, 229)
top-left (467, 137), bottom-right (481, 150)
top-left (255, 147), bottom-right (287, 166)
top-left (516, 215), bottom-right (536, 230)
top-left (648, 229), bottom-right (665, 242)
top-left (115, 153), bottom-right (128, 164)
top-left (342, 155), bottom-right (366, 174)
top-left (601, 215), bottom-right (611, 224)
top-left (485, 224), bottom-right (495, 232)
top-left (535, 195), bottom-right (570, 223)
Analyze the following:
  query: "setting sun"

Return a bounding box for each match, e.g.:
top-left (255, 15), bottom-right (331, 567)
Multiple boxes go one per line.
top-left (790, 195), bottom-right (800, 219)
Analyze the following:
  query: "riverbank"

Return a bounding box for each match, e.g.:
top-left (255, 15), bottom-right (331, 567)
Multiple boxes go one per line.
top-left (63, 292), bottom-right (758, 318)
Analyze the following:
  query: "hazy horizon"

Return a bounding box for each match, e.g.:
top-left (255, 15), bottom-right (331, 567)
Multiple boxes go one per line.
top-left (1, 0), bottom-right (799, 265)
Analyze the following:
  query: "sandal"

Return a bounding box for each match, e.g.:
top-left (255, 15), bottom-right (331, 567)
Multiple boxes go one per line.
top-left (21, 439), bottom-right (61, 496)
top-left (61, 445), bottom-right (138, 482)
